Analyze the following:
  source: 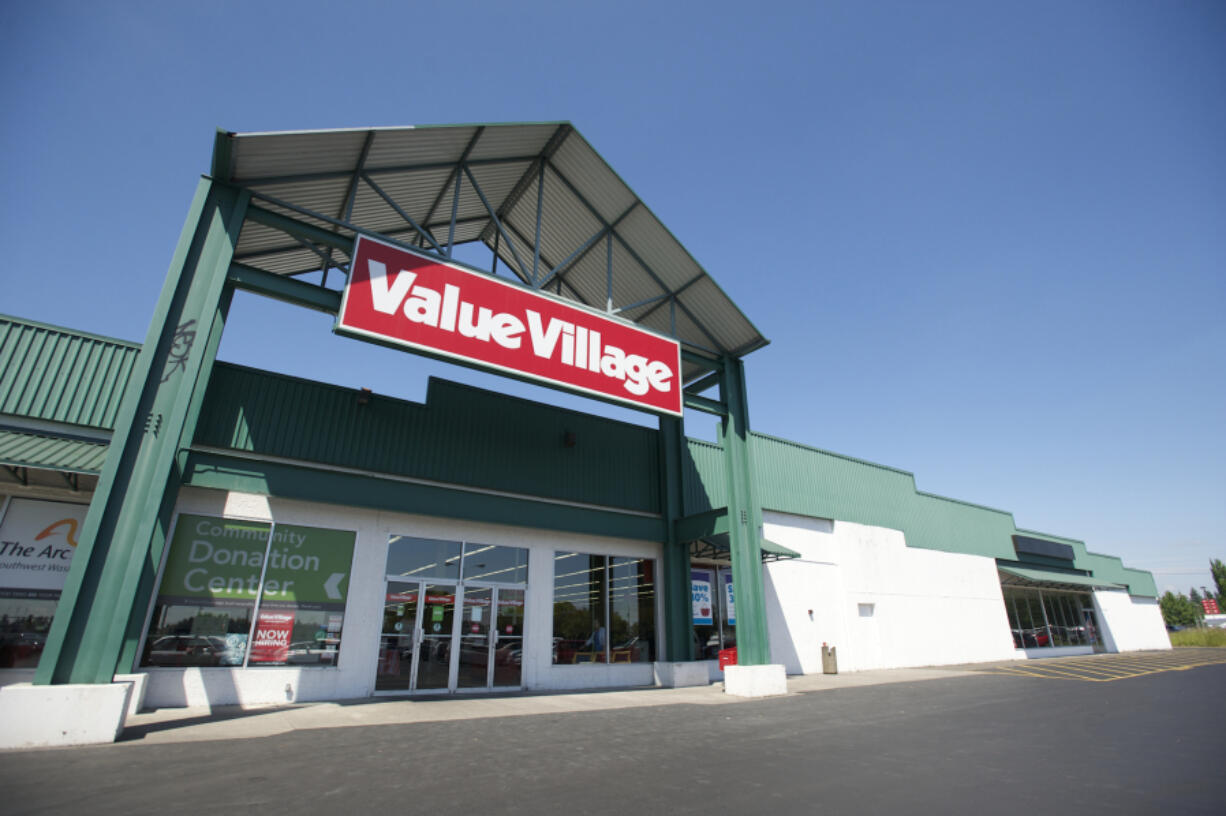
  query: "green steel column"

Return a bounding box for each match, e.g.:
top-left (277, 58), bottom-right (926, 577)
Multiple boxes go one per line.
top-left (720, 357), bottom-right (770, 665)
top-left (115, 282), bottom-right (236, 673)
top-left (658, 415), bottom-right (694, 662)
top-left (35, 179), bottom-right (249, 685)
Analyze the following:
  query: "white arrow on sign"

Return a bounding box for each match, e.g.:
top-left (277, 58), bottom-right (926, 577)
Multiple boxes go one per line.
top-left (323, 573), bottom-right (345, 600)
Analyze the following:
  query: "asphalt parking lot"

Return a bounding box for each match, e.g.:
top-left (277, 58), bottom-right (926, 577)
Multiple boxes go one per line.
top-left (2, 654), bottom-right (1224, 815)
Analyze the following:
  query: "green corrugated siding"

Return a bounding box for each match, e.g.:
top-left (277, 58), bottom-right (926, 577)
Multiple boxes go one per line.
top-left (1013, 528), bottom-right (1159, 598)
top-left (195, 363), bottom-right (661, 513)
top-left (683, 439), bottom-right (726, 512)
top-left (681, 431), bottom-right (1158, 597)
top-left (748, 432), bottom-right (1017, 559)
top-left (0, 315), bottom-right (1156, 595)
top-left (0, 429), bottom-right (109, 473)
top-left (0, 315), bottom-right (140, 430)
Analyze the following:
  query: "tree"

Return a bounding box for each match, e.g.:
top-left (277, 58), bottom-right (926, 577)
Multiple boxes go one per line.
top-left (1211, 558), bottom-right (1226, 603)
top-left (1159, 591), bottom-right (1203, 628)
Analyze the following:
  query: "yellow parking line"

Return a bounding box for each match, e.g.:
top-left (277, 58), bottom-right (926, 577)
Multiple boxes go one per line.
top-left (971, 650), bottom-right (1226, 682)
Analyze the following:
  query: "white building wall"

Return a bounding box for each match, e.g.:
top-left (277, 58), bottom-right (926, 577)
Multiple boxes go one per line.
top-left (1093, 591), bottom-right (1171, 652)
top-left (762, 511), bottom-right (1018, 674)
top-left (140, 487), bottom-right (658, 709)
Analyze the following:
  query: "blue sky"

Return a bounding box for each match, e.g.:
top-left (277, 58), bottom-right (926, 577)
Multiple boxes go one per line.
top-left (2, 1), bottom-right (1223, 594)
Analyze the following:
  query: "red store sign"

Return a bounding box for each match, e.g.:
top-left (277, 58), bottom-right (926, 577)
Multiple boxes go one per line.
top-left (336, 236), bottom-right (682, 416)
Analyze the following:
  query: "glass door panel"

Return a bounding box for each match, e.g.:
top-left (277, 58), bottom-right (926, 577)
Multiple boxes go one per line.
top-left (457, 586), bottom-right (493, 689)
top-left (493, 588), bottom-right (524, 688)
top-left (377, 581), bottom-right (421, 691)
top-left (1082, 608), bottom-right (1105, 653)
top-left (416, 585), bottom-right (456, 691)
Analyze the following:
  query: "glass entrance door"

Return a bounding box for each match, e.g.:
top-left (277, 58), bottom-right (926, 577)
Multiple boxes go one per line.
top-left (493, 588), bottom-right (524, 688)
top-left (456, 586), bottom-right (491, 689)
top-left (457, 586), bottom-right (525, 690)
top-left (377, 581), bottom-right (421, 692)
top-left (417, 584), bottom-right (457, 691)
top-left (377, 580), bottom-right (524, 694)
top-left (378, 537), bottom-right (529, 695)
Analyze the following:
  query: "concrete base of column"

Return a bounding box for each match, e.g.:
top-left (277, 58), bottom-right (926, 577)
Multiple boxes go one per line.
top-left (113, 672), bottom-right (149, 717)
top-left (654, 661), bottom-right (711, 688)
top-left (723, 664), bottom-right (788, 697)
top-left (0, 682), bottom-right (132, 748)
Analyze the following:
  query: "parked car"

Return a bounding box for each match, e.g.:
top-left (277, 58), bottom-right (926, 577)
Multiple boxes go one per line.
top-left (146, 635), bottom-right (228, 665)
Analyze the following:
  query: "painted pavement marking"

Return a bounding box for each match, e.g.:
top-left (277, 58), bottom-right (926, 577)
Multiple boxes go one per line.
top-left (972, 649), bottom-right (1226, 682)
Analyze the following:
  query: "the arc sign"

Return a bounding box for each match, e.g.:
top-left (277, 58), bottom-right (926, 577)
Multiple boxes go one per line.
top-left (335, 236), bottom-right (682, 416)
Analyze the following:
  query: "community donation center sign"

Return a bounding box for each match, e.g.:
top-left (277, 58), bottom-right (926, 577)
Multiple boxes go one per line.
top-left (336, 236), bottom-right (683, 415)
top-left (158, 515), bottom-right (355, 609)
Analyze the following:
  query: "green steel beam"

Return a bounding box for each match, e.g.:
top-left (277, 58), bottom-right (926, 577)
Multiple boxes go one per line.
top-left (684, 393), bottom-right (727, 416)
top-left (228, 263), bottom-right (342, 314)
top-left (245, 205), bottom-right (355, 255)
top-left (360, 172), bottom-right (445, 255)
top-left (684, 372), bottom-right (721, 396)
top-left (461, 164), bottom-right (531, 280)
top-left (420, 127), bottom-right (485, 251)
top-left (116, 281), bottom-right (237, 672)
top-left (720, 356), bottom-right (770, 665)
top-left (682, 350), bottom-right (723, 372)
top-left (210, 129), bottom-right (234, 182)
top-left (181, 449), bottom-right (666, 543)
top-left (658, 415), bottom-right (694, 662)
top-left (36, 179), bottom-right (249, 685)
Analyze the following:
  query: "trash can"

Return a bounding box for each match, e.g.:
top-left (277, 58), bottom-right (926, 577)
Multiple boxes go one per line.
top-left (718, 647), bottom-right (738, 671)
top-left (821, 643), bottom-right (838, 674)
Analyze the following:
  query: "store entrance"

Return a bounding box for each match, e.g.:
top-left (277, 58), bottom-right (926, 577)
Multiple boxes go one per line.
top-left (377, 580), bottom-right (524, 693)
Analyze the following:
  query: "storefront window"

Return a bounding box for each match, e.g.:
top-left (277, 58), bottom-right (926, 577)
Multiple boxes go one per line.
top-left (609, 557), bottom-right (656, 663)
top-left (1001, 586), bottom-right (1101, 651)
top-left (462, 542), bottom-right (528, 584)
top-left (387, 536), bottom-right (462, 580)
top-left (142, 514), bottom-right (356, 668)
top-left (552, 551), bottom-right (657, 665)
top-left (552, 552), bottom-right (606, 664)
top-left (691, 565), bottom-right (736, 659)
top-left (0, 497), bottom-right (90, 669)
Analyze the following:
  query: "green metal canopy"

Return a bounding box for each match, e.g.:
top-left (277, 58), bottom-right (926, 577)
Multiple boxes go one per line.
top-left (690, 532), bottom-right (801, 563)
top-left (998, 565), bottom-right (1125, 591)
top-left (0, 430), bottom-right (108, 474)
top-left (212, 123), bottom-right (768, 380)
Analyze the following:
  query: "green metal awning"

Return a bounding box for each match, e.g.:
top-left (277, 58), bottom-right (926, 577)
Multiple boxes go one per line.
top-left (998, 565), bottom-right (1125, 591)
top-left (676, 508), bottom-right (800, 562)
top-left (690, 532), bottom-right (800, 563)
top-left (0, 430), bottom-right (109, 474)
top-left (761, 538), bottom-right (801, 560)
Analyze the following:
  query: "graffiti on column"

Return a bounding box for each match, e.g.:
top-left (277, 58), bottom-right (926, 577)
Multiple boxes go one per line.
top-left (161, 319), bottom-right (197, 383)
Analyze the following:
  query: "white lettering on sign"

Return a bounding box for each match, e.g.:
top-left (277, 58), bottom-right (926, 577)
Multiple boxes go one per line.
top-left (363, 259), bottom-right (673, 398)
top-left (337, 236), bottom-right (683, 415)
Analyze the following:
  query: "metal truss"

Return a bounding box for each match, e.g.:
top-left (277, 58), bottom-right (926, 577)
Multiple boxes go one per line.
top-left (223, 124), bottom-right (742, 363)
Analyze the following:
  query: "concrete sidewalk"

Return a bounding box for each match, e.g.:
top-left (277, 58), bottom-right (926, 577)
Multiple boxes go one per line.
top-left (118, 665), bottom-right (975, 746)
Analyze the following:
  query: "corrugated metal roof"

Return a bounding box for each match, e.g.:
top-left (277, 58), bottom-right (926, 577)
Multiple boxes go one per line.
top-left (217, 123), bottom-right (767, 369)
top-left (0, 430), bottom-right (109, 474)
top-left (0, 315), bottom-right (140, 430)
